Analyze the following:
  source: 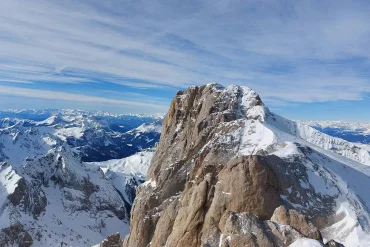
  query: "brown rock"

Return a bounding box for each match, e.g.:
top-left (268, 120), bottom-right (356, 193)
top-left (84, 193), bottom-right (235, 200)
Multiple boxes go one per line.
top-left (125, 84), bottom-right (241, 247)
top-left (123, 84), bottom-right (332, 247)
top-left (216, 211), bottom-right (304, 247)
top-left (216, 155), bottom-right (281, 220)
top-left (264, 221), bottom-right (302, 246)
top-left (220, 211), bottom-right (274, 247)
top-left (271, 205), bottom-right (321, 240)
top-left (150, 198), bottom-right (180, 246)
top-left (99, 233), bottom-right (123, 247)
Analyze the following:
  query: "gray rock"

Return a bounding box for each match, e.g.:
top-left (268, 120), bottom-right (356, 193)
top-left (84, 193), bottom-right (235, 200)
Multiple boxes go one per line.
top-left (0, 223), bottom-right (33, 247)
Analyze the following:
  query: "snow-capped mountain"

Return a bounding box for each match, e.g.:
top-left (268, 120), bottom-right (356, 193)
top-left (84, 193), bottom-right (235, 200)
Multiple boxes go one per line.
top-left (0, 110), bottom-right (160, 246)
top-left (303, 120), bottom-right (370, 144)
top-left (0, 147), bottom-right (154, 246)
top-left (124, 84), bottom-right (370, 247)
top-left (0, 110), bottom-right (162, 162)
top-left (0, 109), bottom-right (164, 124)
top-left (66, 119), bottom-right (162, 162)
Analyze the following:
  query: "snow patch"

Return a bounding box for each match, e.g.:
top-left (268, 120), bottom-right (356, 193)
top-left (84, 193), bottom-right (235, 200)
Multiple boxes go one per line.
top-left (289, 238), bottom-right (324, 247)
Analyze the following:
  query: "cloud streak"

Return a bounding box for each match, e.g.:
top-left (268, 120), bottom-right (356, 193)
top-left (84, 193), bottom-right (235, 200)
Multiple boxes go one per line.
top-left (0, 85), bottom-right (169, 112)
top-left (0, 0), bottom-right (370, 109)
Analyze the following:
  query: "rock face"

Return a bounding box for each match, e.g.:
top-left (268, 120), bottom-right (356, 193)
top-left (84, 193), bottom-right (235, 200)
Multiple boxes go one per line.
top-left (7, 177), bottom-right (47, 218)
top-left (271, 205), bottom-right (321, 240)
top-left (123, 84), bottom-right (334, 247)
top-left (124, 83), bottom-right (370, 247)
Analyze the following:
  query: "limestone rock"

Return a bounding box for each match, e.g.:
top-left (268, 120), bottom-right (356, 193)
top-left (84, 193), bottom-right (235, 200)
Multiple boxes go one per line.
top-left (217, 211), bottom-right (304, 247)
top-left (271, 205), bottom-right (321, 240)
top-left (215, 155), bottom-right (281, 221)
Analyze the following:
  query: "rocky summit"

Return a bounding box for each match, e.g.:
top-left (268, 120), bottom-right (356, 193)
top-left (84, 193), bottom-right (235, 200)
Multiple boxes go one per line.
top-left (123, 84), bottom-right (370, 247)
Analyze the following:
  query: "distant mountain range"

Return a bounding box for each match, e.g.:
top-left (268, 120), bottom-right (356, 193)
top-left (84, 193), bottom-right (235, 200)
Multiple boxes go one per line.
top-left (0, 109), bottom-right (162, 162)
top-left (302, 120), bottom-right (370, 144)
top-left (0, 109), bottom-right (164, 122)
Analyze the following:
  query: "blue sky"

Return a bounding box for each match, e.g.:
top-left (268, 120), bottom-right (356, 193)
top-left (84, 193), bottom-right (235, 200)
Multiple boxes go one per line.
top-left (0, 0), bottom-right (370, 121)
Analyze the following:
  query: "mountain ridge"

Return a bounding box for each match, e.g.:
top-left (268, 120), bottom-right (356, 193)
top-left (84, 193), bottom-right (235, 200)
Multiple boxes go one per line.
top-left (302, 120), bottom-right (370, 145)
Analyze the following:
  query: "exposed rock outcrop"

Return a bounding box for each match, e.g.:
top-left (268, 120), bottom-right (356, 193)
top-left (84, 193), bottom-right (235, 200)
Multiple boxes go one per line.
top-left (99, 233), bottom-right (123, 247)
top-left (7, 178), bottom-right (47, 219)
top-left (271, 205), bottom-right (321, 240)
top-left (217, 211), bottom-right (303, 247)
top-left (123, 84), bottom-right (339, 247)
top-left (0, 223), bottom-right (33, 247)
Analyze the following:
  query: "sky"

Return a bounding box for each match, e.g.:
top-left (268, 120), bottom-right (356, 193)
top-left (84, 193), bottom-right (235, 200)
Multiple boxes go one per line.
top-left (0, 0), bottom-right (370, 121)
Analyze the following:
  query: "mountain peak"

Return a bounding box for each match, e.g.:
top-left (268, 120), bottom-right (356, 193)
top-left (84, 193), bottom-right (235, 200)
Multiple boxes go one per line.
top-left (223, 84), bottom-right (266, 120)
top-left (125, 83), bottom-right (370, 247)
top-left (176, 84), bottom-right (266, 123)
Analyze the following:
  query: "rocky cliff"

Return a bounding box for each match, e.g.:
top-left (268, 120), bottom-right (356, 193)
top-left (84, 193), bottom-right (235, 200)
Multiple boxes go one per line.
top-left (124, 84), bottom-right (370, 247)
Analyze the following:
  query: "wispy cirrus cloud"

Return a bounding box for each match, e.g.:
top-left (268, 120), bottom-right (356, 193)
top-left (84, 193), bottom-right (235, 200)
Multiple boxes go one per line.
top-left (0, 85), bottom-right (169, 112)
top-left (1, 0), bottom-right (370, 112)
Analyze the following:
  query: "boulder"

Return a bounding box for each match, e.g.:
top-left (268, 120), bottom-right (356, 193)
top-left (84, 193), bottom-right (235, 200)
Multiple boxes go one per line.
top-left (271, 205), bottom-right (321, 240)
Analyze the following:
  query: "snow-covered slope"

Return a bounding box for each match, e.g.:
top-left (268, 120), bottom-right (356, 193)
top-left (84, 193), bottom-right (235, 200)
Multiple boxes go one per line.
top-left (203, 86), bottom-right (370, 167)
top-left (87, 149), bottom-right (154, 211)
top-left (215, 85), bottom-right (370, 246)
top-left (270, 117), bottom-right (370, 166)
top-left (0, 110), bottom-right (159, 246)
top-left (0, 145), bottom-right (154, 246)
